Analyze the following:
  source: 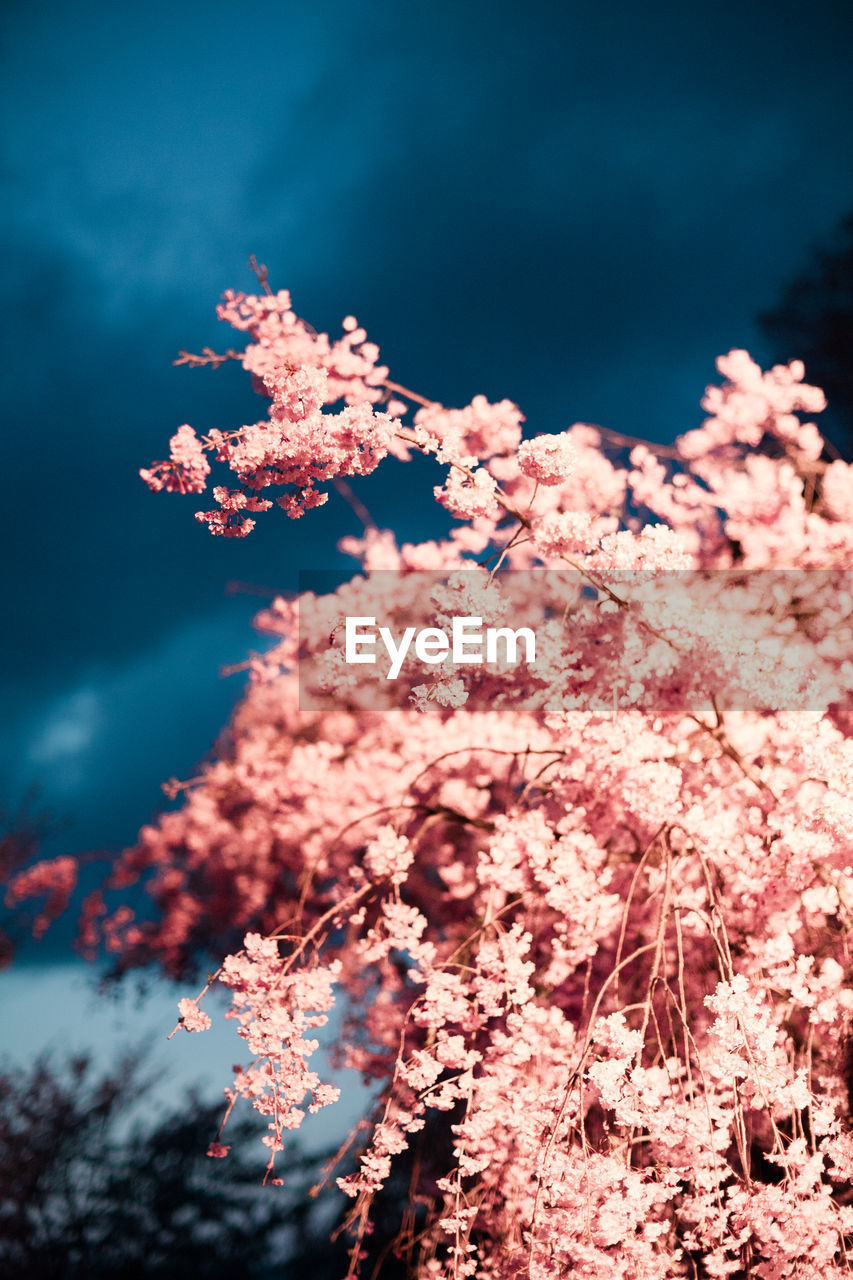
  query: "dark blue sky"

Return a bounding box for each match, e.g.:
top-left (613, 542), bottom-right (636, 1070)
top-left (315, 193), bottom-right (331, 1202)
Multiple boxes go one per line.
top-left (2, 0), bottom-right (853, 959)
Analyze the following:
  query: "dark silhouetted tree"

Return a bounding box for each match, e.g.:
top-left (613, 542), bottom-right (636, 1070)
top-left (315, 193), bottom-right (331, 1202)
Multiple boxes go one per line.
top-left (761, 212), bottom-right (853, 457)
top-left (0, 1052), bottom-right (290, 1278)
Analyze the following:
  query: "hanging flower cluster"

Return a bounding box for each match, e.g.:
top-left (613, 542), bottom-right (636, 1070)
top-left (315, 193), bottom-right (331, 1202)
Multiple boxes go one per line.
top-left (12, 273), bottom-right (853, 1279)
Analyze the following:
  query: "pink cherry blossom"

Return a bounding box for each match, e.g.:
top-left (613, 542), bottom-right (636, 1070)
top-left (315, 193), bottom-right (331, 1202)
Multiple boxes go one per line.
top-left (12, 275), bottom-right (853, 1278)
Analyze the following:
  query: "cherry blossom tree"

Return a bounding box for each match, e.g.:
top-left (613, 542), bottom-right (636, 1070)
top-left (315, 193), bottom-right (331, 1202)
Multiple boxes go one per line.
top-left (11, 263), bottom-right (853, 1279)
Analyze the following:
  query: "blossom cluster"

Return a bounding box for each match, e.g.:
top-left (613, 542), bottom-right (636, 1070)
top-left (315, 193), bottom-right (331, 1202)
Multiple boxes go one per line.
top-left (6, 854), bottom-right (77, 939)
top-left (17, 282), bottom-right (853, 1278)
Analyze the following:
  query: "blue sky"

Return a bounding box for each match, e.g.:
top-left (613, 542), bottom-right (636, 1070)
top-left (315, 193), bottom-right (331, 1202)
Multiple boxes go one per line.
top-left (2, 0), bottom-right (853, 1092)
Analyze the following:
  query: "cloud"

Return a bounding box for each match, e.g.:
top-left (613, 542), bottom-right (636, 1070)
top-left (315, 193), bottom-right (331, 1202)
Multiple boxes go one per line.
top-left (28, 688), bottom-right (102, 780)
top-left (5, 603), bottom-right (266, 855)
